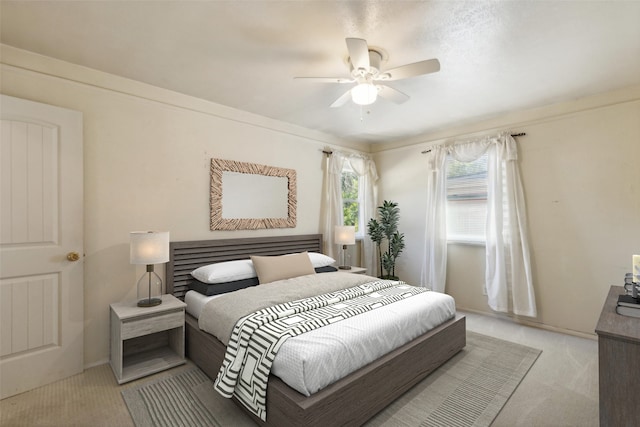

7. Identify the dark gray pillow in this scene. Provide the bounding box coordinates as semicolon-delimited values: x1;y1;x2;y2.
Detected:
188;266;339;296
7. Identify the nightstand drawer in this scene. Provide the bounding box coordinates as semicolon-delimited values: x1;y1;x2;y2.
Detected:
121;310;183;340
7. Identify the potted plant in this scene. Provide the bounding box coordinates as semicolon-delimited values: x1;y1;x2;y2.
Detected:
366;200;405;280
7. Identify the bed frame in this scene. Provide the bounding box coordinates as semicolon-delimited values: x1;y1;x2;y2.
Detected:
167;234;466;427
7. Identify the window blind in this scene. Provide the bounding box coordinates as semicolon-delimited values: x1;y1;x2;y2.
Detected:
446;154;488;243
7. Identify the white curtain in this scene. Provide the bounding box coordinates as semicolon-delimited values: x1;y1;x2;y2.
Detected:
421;145;448;292
347;156;379;276
321;151;378;276
320;153;345;260
422;132;537;317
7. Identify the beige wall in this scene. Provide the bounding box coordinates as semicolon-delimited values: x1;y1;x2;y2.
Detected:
374;87;640;337
3;43;638;369
0;46;367;367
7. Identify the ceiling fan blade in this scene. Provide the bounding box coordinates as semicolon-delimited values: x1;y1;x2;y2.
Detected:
346;38;370;73
294;77;354;84
377;85;410;104
383;58;440;81
330;89;353;108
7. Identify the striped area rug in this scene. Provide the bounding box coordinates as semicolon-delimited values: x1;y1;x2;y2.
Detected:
366;332;541;426
122;332;541;427
122;368;223;427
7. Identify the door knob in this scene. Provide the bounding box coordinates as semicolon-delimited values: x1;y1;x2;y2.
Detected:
67;252;80;262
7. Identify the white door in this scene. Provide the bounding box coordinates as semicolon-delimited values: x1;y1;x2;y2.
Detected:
0;95;83;399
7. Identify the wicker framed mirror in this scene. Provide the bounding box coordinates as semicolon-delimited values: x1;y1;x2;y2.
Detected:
210;158;297;230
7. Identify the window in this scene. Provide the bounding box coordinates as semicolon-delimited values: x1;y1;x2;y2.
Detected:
446;153;488;244
341;163;363;237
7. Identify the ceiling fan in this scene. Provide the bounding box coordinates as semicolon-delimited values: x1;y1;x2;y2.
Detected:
295;38;440;108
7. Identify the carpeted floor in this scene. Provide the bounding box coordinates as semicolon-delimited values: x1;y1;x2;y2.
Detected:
0;312;599;426
121;332;540;427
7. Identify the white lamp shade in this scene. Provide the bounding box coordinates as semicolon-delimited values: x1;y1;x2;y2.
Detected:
351;83;377;105
334;226;356;245
130;231;170;264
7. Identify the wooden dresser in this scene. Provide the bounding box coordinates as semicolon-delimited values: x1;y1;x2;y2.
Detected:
595;286;640;426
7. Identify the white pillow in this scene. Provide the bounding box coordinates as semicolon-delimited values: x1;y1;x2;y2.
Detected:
190;252;335;284
307;252;336;268
191;259;256;284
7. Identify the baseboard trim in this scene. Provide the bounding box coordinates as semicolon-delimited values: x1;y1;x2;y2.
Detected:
84;359;109;370
458;307;597;341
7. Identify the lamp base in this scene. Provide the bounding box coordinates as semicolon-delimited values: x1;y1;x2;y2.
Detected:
137;297;162;307
338;265;352;270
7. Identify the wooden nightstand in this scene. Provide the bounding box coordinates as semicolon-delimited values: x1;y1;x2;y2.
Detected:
339;266;367;274
110;294;186;384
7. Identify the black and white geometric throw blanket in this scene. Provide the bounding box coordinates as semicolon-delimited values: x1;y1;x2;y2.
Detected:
213;279;428;421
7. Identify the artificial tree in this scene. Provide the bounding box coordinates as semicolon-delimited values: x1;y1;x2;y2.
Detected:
366;200;405;280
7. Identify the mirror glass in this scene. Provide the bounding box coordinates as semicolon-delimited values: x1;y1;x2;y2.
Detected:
222;172;288;218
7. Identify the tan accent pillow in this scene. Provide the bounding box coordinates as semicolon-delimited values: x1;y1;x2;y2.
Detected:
251;252;316;284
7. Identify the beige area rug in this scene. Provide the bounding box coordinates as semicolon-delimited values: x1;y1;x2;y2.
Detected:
122;332;541;427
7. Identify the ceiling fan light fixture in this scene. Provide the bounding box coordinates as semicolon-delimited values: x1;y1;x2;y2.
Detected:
351;83;378;105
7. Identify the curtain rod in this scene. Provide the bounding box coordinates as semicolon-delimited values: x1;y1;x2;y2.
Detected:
420;133;526;154
323;133;526;156
321;149;371;160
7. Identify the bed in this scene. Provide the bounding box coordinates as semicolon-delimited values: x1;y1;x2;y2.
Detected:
166;234;466;426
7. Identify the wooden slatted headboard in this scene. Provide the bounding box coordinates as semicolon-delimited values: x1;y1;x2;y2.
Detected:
166;234;323;299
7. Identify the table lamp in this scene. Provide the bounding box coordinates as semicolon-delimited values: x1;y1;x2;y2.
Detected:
130;231;170;307
334;226;355;270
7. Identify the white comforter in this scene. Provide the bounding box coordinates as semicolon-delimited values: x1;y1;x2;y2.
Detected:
189;272;456;396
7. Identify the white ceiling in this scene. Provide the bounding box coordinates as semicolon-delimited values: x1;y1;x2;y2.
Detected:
2;1;640;145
